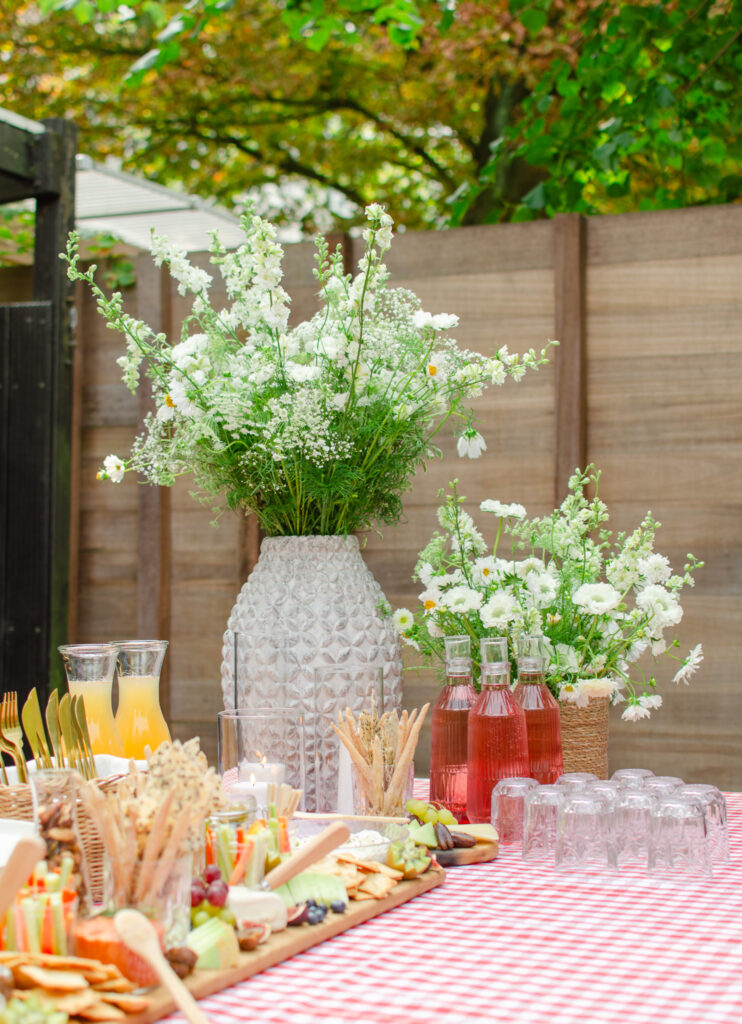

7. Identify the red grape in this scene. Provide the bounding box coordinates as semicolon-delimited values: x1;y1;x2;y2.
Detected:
190;881;207;908
206;880;228;908
204;864;222;884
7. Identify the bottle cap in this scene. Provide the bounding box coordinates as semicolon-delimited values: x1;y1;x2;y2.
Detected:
480;637;509;676
517;634;546;672
444;634;471;675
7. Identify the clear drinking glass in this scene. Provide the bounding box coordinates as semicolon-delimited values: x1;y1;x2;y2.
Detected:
313;663;385;814
611;768;655;788
555;792;617;873
614;789;657;865
556;772;599;792
647;794;710;881
644;776;684;798
681;785;729;866
58;643;123;757
217;707;305;815
522;785;565;861
587;780;621;811
491;777;539;844
351;760;414;817
103;852;192;948
30;768;92;914
114;640;170;759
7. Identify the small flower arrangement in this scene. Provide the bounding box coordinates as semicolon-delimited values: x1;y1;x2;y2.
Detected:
63;205;554;536
394;467;703;721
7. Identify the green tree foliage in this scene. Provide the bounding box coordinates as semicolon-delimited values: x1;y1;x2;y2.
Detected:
1;0;739;232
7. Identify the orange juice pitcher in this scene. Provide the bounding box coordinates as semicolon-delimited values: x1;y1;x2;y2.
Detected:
114;640;171;759
58;644;124;758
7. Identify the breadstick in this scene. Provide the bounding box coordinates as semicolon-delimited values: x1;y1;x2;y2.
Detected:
386;703;429;812
331;721;373;793
371;735;384;814
344;708;367;761
142;789;211;908
134;788;176;900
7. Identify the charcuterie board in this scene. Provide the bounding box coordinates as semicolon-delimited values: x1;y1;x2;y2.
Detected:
127;863;446;1024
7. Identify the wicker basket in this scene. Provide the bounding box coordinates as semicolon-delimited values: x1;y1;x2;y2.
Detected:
558;696;610;779
0;775;119;904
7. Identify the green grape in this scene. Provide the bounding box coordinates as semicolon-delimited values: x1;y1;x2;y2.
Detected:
436;807;458;826
219;907;236;926
422;806;439;824
192;909;211;927
405;798;427;818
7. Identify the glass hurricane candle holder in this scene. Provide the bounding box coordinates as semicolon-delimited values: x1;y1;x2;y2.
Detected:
218;708;304;815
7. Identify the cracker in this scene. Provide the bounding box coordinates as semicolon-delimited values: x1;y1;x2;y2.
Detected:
48;990;99;1014
97;991;152;1012
357;873;396;899
91;978;138;994
76;1001;127;1021
14;966;89;992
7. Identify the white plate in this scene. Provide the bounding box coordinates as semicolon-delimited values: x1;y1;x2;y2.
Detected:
0;818;36;867
4;755;147;785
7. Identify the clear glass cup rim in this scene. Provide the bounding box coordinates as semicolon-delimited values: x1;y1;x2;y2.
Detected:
58;643;118;657
493;777;539;791
110;639;169;650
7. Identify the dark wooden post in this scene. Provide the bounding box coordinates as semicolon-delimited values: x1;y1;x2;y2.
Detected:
553;213;587;503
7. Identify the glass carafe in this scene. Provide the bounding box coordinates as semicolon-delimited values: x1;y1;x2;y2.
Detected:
58;644;124;757
429;636;478;821
114;640;171;758
513;635;564;784
467;638;530;823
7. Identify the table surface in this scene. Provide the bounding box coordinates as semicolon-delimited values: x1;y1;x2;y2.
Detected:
162;786;742;1024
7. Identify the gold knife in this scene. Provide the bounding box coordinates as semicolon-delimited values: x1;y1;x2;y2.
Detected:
45;690;62;768
57;694;81;775
72;695;97;779
21;688;52;770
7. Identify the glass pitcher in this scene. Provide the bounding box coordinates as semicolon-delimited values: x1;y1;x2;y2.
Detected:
114;640;171;759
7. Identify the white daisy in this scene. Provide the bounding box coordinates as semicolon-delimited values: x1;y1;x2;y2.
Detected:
418;589;442;613
526;571;558;606
100;454;125;483
392;608;414;633
621;702;651;722
672;644;704;685
577;677;618;699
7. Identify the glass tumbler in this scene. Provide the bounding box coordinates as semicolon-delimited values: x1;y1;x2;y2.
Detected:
58;643;123;757
522;785;565;861
647;795;710;881
644;776;684;797
30;768;92;914
681;784;729;866
555;792;617;873
556;772;598;792
612;768;655;788
491;777;539;844
614;789;657;865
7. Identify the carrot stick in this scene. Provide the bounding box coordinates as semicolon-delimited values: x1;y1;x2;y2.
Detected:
228;837;255;886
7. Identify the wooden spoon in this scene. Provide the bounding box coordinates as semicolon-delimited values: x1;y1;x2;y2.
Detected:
114;910;211;1024
0;836;46;919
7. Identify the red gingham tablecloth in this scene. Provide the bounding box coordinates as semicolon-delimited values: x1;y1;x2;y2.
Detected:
163;786;742;1024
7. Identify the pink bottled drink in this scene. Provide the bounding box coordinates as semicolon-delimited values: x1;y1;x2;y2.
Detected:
429;636;477;821
513;636;564;784
467;638;530;823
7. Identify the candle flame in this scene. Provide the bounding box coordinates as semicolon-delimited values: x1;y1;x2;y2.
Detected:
249;772;256;785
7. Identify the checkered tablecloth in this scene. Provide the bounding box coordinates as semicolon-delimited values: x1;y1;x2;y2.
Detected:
163;786;742;1024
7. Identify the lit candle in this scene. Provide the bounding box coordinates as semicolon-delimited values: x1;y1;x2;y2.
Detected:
237;757;286;811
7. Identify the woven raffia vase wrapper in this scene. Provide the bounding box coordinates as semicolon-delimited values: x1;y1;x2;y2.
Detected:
0;776;119;904
558;696;610;779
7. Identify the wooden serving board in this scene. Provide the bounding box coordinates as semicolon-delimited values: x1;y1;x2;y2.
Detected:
127;864;445;1024
435;840;499;867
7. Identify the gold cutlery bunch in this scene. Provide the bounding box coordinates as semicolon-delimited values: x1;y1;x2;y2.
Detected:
0;687;97;784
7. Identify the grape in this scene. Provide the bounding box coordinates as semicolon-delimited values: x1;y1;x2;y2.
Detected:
190;881;207;908
219;908;236;926
436;808;458;826
192;909;211;928
422;807;439;824
204;864;222;884
206;880;228;908
405;798;427;818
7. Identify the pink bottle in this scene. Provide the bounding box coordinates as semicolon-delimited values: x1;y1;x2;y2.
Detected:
513;635;564;785
467;638;530;823
429;636;477;821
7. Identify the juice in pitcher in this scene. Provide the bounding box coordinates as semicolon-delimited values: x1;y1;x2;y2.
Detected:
114;641;170;759
58;644;124;757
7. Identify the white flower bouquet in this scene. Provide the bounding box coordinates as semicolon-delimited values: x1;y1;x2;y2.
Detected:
394;467;703;721
63;205;553;536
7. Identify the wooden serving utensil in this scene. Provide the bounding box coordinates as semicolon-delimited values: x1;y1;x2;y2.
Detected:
114;910;212;1024
262;820;351;890
0;836;46;920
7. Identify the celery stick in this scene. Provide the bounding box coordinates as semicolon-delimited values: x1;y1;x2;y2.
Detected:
51;893;66;956
216;825;233;881
5;908;15;951
58;853;74;891
22;897;40;954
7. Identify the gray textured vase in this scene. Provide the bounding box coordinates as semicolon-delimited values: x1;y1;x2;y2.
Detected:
220;535;403;810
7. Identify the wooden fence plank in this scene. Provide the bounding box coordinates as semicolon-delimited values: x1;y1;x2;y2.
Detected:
553;212;586;502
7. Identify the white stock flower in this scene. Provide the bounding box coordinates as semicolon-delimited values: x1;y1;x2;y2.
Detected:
392;608;414;633
526;571;558;606
456;430;487;459
637;553;672;584
621;702;651;722
578;678;618;699
636;584;682;633
554;644;580;673
673;644;704;685
479;499;527;519
514;556;545;578
440;586;483;614
101;454;125;483
480;592;519;629
639;694;663;710
417;562;436;588
572;582;621;615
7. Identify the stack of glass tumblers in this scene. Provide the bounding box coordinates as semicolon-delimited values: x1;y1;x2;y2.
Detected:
491;769;728;881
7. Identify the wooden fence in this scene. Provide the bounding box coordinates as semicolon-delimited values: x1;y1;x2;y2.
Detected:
2;203;741;785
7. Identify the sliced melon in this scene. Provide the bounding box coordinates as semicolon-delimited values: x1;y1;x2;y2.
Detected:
274;871;348;908
407;821;438;848
186;917;239;969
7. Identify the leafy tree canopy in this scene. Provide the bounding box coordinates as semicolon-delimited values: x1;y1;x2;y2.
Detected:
1;0;740;233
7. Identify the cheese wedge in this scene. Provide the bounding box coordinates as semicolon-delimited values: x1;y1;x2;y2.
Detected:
452;824;498;844
227;887;288;932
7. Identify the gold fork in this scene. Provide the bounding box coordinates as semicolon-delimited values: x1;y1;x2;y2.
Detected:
0;693;27;783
